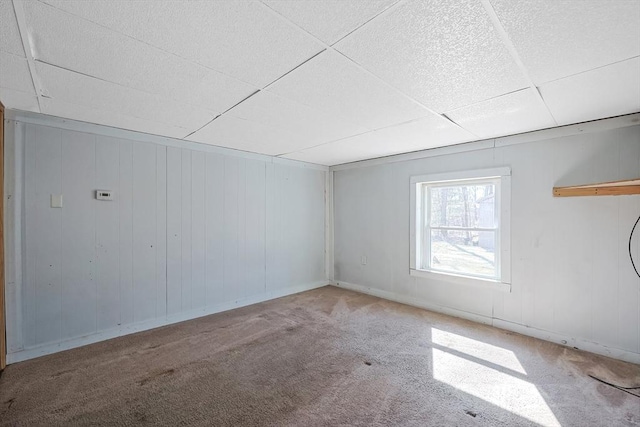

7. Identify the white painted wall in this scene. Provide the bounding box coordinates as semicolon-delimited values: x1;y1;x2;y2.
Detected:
333;124;640;363
4;115;327;363
5;111;638;365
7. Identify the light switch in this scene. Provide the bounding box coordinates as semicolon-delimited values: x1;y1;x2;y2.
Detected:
51;194;63;208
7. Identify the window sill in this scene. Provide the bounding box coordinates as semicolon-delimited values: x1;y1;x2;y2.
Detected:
409;269;511;292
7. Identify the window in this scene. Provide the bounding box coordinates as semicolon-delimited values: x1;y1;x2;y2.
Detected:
410;168;511;290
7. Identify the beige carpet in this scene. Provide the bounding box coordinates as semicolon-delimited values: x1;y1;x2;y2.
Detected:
1;286;639;426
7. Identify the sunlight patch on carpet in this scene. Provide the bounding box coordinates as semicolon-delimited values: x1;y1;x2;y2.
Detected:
431;327;560;426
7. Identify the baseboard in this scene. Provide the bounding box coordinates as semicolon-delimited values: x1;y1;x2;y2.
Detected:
491;319;640;365
7;280;330;364
332;281;493;326
332;281;640;365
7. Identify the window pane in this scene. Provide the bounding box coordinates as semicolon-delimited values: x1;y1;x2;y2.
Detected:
429;230;496;278
429;183;496;228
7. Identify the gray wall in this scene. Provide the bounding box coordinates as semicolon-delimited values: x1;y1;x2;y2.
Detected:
5;117;327;362
334;124;640;363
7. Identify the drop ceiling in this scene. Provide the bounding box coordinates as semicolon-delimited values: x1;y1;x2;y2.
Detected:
1;0;638;166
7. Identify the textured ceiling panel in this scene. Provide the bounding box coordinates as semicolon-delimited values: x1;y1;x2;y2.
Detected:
40;97;191;139
228;90;368;151
490;0;640;84
0;1;25;56
36;62;215;132
335;0;527;113
0;87;39;112
267;50;430;131
283;114;475;166
186;114;310;156
40;0;324;87
539;57;640;126
23;1;257;114
0;52;35;94
0;0;636;164
446;89;556;139
263;0;397;44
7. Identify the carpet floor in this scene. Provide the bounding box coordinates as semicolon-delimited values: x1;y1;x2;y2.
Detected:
0;286;639;426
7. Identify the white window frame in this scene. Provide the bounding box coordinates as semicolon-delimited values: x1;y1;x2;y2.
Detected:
409;167;511;292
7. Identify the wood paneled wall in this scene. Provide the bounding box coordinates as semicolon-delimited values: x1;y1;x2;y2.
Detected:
6;121;326;360
334;124;640;363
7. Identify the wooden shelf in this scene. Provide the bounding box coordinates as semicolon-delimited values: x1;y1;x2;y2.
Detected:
553;178;640;197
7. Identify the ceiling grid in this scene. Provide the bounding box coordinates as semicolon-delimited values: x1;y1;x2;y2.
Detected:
478;0;558;126
0;0;637;165
9;0;42;112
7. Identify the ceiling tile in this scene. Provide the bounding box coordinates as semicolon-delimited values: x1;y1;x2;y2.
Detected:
446;89;556;139
36;61;215;132
267;50;430;131
40;97;190;139
23;1;257;114
0;52;35;94
39;0;324;87
0;0;25;56
283;113;475;166
187;89;378;156
539;57;640;126
228;90;368;149
335;0;527;113
0;87;39;112
263;0;397;44
186;114;308;156
490;0;640;84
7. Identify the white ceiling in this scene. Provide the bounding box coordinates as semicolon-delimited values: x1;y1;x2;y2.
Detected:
1;0;638;166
